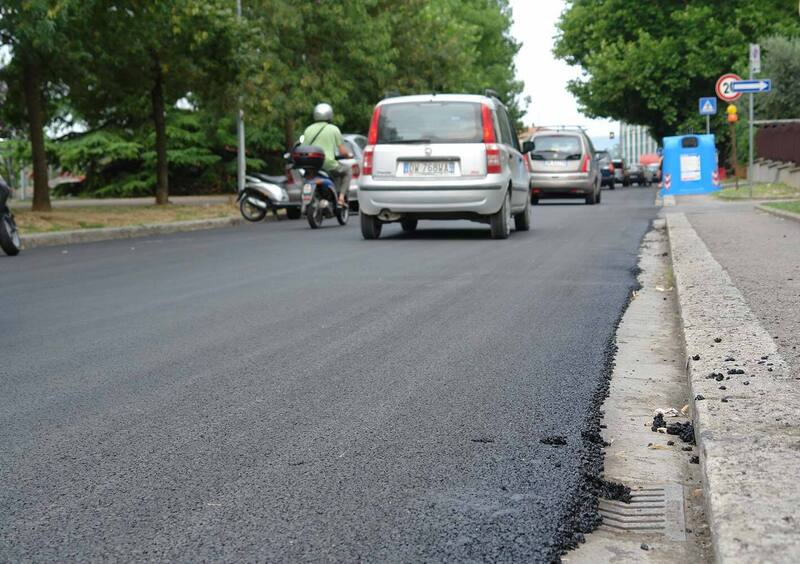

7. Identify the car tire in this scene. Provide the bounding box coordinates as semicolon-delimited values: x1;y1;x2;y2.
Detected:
400;219;418;232
285;207;301;220
597;188;602;203
531;195;539;205
514;201;531;231
360;212;382;240
585;189;597;205
489;190;511;240
609;181;616;190
349;201;359;213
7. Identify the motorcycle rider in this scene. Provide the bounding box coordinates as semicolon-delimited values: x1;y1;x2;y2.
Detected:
301;103;352;208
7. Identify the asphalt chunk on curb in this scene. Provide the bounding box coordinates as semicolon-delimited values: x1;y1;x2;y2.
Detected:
666;212;800;563
20;217;242;249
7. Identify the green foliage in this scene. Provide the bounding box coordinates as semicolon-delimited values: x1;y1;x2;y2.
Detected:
756;36;800;119
554;0;800;141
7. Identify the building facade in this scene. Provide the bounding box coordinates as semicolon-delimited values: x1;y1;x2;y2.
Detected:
620;123;659;164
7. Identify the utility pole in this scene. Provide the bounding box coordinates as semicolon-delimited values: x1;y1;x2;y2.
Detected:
236;0;246;194
747;43;759;199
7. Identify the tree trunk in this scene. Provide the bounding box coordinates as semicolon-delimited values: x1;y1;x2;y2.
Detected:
151;61;169;205
22;56;51;212
284;118;295;150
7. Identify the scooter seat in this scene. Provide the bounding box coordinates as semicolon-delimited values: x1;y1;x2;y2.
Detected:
251;173;287;185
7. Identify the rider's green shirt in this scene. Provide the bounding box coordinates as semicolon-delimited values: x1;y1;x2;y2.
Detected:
302;122;343;172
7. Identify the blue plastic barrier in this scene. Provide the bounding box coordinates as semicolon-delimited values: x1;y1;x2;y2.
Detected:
659;134;720;196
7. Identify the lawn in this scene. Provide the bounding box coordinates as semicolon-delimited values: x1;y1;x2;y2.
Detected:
14;203;239;235
763;200;800;215
715;182;800;200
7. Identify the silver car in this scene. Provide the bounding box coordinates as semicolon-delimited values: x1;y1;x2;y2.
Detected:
342;134;367;211
527;128;601;205
358;93;532;239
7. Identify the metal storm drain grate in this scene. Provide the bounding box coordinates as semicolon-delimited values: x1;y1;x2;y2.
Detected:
598;484;686;541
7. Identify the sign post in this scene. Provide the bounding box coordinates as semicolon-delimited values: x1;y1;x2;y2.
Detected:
749;44;760;198
699;97;717;134
727;104;739;190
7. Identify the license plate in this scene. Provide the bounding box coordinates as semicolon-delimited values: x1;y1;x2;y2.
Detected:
302;183;313;194
400;161;457;177
544;160;569;168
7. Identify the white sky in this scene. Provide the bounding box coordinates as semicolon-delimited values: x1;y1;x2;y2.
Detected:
509;0;619;145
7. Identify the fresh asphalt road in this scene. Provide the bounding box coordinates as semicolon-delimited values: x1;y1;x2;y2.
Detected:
1;187;656;562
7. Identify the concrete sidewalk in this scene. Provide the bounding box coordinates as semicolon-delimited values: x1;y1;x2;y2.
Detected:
665;195;800;563
10;194;234;209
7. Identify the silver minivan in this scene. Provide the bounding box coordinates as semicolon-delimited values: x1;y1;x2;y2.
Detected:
358;93;532;239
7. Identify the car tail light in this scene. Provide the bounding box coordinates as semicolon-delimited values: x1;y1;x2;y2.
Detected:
524;155;532;172
362;148;374;176
367;105;381;145
481;103;496;143
581;154;591;173
351;163;360;179
485;144;502;174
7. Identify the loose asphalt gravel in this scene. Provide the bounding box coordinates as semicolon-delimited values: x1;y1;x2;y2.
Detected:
1;188;656;562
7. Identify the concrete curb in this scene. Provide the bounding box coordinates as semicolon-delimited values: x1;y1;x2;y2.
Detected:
666;213;800;563
21;217;241;249
756;203;800;224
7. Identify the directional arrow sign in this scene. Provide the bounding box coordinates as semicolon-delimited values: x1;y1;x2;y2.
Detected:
731;79;772;93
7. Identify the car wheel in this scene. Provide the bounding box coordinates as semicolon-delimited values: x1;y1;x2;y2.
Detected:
285;207;301;220
597;188;602;203
489;190;511;240
531;195;539;205
349;201;359;213
400;219;417;232
360;212;382;240
514;200;531;231
585;189;597;205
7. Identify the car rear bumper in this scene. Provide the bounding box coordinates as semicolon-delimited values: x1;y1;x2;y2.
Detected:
529;173;594;196
358;177;506;215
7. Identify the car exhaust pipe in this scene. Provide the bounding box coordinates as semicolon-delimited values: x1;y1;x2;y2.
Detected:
378;210;402;222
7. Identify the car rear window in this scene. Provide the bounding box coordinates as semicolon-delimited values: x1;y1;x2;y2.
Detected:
377;102;482;144
532;135;581;156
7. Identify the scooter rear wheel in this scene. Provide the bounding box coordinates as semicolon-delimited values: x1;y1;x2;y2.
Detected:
336;203;349;225
306;198;323;229
240;197;267;222
0;213;21;256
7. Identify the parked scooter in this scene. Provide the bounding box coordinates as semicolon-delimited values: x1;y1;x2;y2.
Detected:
237;173;302;222
289;145;349;229
0;176;21;256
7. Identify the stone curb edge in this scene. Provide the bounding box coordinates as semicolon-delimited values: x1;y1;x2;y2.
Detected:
756;203;800;224
666;212;800;564
20;217;242;249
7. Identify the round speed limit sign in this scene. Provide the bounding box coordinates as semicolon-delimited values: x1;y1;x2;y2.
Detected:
716;73;742;102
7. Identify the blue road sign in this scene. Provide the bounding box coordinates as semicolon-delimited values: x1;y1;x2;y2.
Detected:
699;97;718;115
731;79;772;93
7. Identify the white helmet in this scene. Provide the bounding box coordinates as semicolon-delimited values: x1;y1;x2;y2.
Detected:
313;103;334;122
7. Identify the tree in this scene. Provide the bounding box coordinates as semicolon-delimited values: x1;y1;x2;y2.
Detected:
554;0;800;142
67;0;241;204
756;36;800;119
0;1;77;211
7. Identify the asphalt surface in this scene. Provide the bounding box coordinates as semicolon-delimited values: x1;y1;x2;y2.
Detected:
1;187;656;562
675;196;800;374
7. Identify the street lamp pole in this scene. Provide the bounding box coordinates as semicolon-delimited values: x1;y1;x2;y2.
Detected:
236;0;246;194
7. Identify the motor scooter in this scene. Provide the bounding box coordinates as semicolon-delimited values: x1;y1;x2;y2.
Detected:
237;173;302;221
290;145;349;229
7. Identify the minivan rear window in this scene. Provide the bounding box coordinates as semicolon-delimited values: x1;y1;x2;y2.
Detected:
377;102;482;144
532;135;581;155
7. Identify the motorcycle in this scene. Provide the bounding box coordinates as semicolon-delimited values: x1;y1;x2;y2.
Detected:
289;145;349;229
237;173;302;222
0;177;21;256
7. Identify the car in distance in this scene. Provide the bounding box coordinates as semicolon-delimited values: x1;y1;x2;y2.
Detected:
611;158;629;186
357;92;532;240
342;134;366;211
527;127;601;205
596;150;615;189
627;164;649;186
